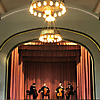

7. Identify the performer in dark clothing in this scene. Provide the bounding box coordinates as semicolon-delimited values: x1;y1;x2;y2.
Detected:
55;83;64;99
30;83;38;99
38;83;50;99
65;83;74;99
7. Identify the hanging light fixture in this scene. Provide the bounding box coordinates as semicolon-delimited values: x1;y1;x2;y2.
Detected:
39;29;62;43
29;0;66;43
29;0;67;22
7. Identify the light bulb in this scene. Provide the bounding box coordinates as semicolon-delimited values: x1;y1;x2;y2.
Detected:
37;2;41;7
30;6;33;11
61;10;65;15
40;38;44;42
42;40;44;42
46;15;55;22
63;8;66;13
29;9;33;14
54;13;57;17
38;13;42;17
43;14;46;18
29;6;33;14
63;6;66;10
48;35;50;37
57;39;59;42
55;35;57;38
50;1;53;6
58;36;62;41
51;35;53;38
60;4;63;8
55;2;59;7
41;36;43;38
45;10;51;15
31;10;34;14
44;35;47;38
54;40;56;42
62;6;66;12
44;40;47;42
43;1;47;6
33;3;36;8
58;12;61;16
34;11;37;16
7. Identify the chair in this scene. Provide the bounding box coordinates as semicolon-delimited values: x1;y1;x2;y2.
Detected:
26;90;31;99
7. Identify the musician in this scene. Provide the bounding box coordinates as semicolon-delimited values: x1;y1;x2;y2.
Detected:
55;82;64;99
38;83;50;99
65;83;74;99
30;83;38;99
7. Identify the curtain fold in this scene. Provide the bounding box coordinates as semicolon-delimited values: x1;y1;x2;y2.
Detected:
24;61;76;99
77;47;91;99
10;47;24;99
9;44;92;99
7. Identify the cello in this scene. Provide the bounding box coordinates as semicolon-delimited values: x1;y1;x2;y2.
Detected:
57;88;63;97
44;88;49;96
65;88;71;97
65;84;78;97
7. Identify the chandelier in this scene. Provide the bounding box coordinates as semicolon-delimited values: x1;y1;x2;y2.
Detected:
39;29;62;43
29;0;67;22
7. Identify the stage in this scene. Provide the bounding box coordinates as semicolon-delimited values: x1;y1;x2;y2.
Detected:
7;41;92;99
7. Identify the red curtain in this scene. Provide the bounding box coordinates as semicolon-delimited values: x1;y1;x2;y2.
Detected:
10;47;24;99
19;44;79;99
24;61;76;99
77;47;91;99
9;43;92;99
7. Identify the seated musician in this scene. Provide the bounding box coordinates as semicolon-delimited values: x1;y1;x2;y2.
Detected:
55;82;64;99
30;83;38;99
65;83;74;99
38;83;50;99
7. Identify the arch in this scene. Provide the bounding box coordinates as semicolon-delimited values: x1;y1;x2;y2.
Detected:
0;5;100;99
4;28;96;99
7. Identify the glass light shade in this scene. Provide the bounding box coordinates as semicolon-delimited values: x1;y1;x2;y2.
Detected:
60;4;63;8
55;2;59;7
43;14;46;18
39;30;62;43
50;1;53;6
34;11;37;16
61;10;65;15
38;13;42;17
43;1;47;6
30;6;33;11
33;3;36;8
45;10;51;15
29;8;34;14
45;15;55;22
58;12;61;16
54;13;57;17
37;2;41;7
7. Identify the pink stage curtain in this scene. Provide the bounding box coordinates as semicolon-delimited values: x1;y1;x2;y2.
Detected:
9;43;92;99
18;44;79;99
10;47;24;99
24;61;76;99
77;46;91;99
